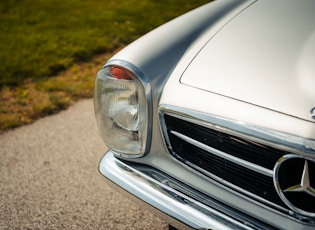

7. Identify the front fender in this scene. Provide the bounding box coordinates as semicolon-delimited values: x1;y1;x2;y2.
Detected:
103;0;255;161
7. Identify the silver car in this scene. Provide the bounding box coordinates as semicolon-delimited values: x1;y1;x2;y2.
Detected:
94;0;315;229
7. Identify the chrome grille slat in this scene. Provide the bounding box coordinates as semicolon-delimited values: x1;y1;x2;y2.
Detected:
171;130;274;177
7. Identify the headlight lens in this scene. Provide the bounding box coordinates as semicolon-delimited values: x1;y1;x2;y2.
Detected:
94;62;150;157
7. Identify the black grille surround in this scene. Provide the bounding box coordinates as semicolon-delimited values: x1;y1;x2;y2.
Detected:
161;112;315;224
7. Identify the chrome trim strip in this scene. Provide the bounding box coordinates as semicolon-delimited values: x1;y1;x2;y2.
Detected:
100;151;258;230
171;130;274;177
160;105;315;157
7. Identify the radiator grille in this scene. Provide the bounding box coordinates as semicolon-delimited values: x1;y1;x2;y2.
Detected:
163;114;289;209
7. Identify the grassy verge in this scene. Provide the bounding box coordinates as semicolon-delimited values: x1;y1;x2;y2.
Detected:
0;0;209;133
0;51;114;132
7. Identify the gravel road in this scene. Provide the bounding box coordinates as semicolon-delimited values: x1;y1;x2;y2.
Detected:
0;99;168;229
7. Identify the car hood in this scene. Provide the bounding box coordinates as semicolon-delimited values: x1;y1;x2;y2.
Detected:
181;0;315;123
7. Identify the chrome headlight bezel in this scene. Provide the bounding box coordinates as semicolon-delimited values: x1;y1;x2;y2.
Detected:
94;60;152;158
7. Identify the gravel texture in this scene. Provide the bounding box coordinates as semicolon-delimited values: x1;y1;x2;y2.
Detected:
0;99;168;229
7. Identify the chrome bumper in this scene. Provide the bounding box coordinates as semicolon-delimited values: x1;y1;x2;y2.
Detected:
99;151;268;230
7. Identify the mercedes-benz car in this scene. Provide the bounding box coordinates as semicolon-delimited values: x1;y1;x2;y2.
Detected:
94;0;315;229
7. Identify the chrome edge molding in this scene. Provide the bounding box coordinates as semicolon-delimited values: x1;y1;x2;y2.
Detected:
159;105;315;157
99;151;259;230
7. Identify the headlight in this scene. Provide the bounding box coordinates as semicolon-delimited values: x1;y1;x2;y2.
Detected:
94;60;151;158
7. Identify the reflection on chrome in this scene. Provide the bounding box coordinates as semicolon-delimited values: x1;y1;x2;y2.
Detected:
100;152;275;230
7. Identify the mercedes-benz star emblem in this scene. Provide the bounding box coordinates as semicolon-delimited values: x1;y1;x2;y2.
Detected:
310;107;315;120
273;154;315;217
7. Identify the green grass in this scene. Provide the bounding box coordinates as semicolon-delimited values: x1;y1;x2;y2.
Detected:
0;0;210;132
0;0;209;87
